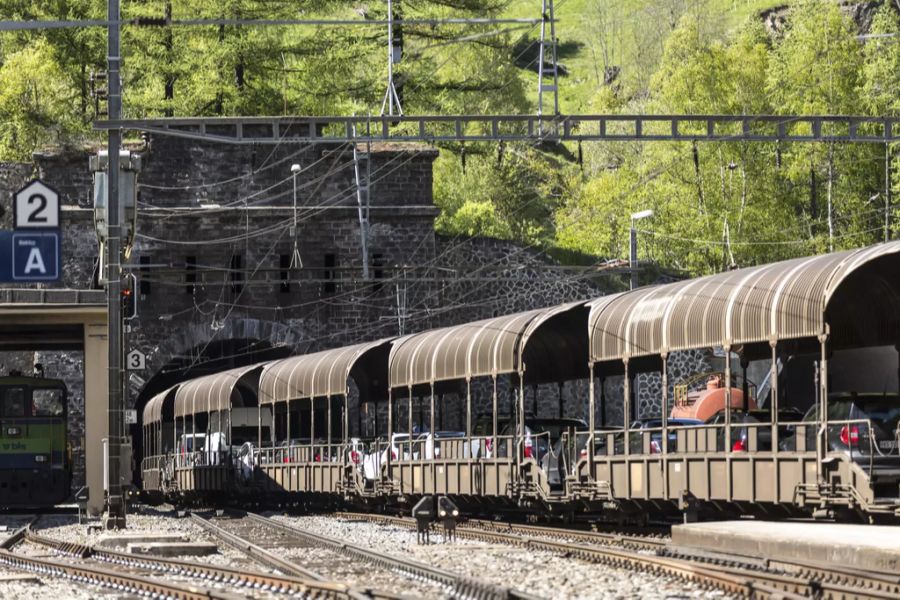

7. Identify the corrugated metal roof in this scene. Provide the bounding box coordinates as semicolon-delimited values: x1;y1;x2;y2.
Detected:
588;241;900;362
143;385;178;424
173;363;264;417
388;302;584;388
258;340;391;405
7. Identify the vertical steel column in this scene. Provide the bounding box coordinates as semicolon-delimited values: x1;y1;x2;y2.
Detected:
430;384;436;492
407;387;413;462
770;342;779;451
104;0;126;530
327;395;333;461
818;331;830;481
629;226;638;290
587;363;594;473
286;400;291;459
380;0;403;116
465;379;472;453
770;341;780;502
386;388;393;472
886;143;893;243
724;348;732;453
536;0;559;118
517;371;525;469
352;132;370;278
623;360;631;456
310;398;315;461
661;354;669;447
660;354;669;498
491;377;498;457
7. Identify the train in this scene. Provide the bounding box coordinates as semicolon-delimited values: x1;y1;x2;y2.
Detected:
0;373;71;508
140;241;900;523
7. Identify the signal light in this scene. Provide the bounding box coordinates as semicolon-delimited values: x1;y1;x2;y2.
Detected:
732;438;747;452
122;273;138;320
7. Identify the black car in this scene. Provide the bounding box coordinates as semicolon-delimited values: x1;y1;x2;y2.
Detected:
783;393;900;468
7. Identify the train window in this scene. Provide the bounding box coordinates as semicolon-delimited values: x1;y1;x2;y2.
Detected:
32;389;64;417
2;388;25;417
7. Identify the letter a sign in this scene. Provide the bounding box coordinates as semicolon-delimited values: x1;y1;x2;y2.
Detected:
10;233;60;281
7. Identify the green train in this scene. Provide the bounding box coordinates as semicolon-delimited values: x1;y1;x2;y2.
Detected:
0;374;70;507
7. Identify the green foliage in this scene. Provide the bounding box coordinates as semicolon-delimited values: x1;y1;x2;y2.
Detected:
555;3;897;274
0;39;83;159
0;0;898;278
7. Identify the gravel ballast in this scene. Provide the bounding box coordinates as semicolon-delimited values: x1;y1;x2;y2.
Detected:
0;510;735;599
272;515;734;600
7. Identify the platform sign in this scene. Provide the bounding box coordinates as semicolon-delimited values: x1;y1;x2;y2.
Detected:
0;231;60;282
127;349;146;371
14;179;60;229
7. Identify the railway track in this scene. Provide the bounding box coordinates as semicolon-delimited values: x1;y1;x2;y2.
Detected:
7;522;389;600
334;511;898;600
23;528;378;598
195;511;539;600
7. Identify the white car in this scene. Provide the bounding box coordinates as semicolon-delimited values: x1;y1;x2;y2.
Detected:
362;433;409;481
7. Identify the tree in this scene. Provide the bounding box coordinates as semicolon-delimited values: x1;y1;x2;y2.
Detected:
0;40;82;160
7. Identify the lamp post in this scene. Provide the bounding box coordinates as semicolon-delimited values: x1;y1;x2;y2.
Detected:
290;164;302;269
630;209;653;290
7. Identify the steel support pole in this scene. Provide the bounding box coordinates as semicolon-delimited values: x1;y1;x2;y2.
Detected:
587;363;594;474
623;360;631;456
770;342;779;452
887;143;893;243
629;225;637;290
104;0;126;530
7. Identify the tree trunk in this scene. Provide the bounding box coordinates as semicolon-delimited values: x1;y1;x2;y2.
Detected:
164;1;174;117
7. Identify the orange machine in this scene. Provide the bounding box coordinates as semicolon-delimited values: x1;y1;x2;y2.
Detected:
671;374;756;422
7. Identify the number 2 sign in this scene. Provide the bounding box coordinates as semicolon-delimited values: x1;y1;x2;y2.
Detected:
14;180;60;229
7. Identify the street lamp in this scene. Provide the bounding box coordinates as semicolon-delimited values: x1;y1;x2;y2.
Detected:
630;209;653;290
290;164;302;269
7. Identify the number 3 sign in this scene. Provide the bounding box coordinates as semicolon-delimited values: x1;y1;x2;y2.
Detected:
14;180;60;229
127;350;147;371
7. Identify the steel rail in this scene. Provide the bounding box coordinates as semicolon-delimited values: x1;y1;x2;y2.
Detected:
244;512;540;600
662;545;900;600
331;512;846;599
336;511;669;551
188;513;325;582
23;528;374;599
340;512;900;600
462;517;669;551
0;548;233;600
0;518;36;550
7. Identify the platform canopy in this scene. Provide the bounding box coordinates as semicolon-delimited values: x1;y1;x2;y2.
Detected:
143;385;180;425
389;301;587;388
589;241;900;363
258;340;392;405
173;363;265;418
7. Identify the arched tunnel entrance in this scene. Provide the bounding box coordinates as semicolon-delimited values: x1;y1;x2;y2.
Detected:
131;337;292;484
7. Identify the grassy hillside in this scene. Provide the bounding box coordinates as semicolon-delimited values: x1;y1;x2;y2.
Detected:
503;0;785;111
